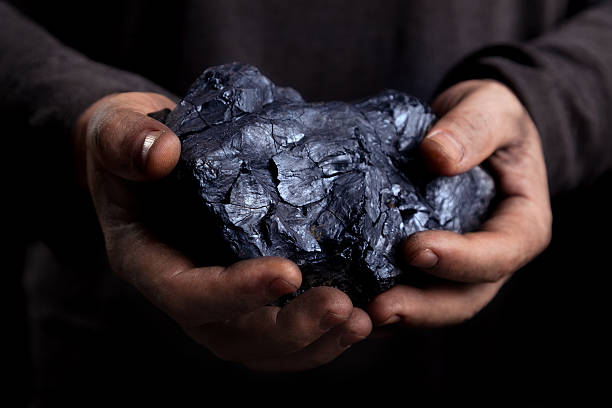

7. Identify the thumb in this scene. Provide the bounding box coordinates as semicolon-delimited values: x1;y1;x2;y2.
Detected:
420;80;519;176
85;92;180;181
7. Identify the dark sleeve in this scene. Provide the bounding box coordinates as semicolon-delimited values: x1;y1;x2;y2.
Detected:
0;1;172;139
440;1;612;195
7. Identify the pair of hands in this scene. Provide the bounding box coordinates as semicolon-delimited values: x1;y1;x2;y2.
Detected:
74;80;552;371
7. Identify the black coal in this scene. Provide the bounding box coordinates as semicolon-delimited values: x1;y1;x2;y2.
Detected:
158;63;495;305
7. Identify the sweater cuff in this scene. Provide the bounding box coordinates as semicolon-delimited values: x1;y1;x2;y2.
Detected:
26;52;177;138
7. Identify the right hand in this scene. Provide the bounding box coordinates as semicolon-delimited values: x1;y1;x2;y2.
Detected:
74;91;372;371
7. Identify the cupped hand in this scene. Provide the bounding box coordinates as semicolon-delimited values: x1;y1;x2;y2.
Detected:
368;80;552;327
75;92;371;371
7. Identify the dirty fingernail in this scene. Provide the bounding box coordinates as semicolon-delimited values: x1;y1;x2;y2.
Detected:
320;312;348;331
268;278;298;298
425;131;464;164
409;248;439;269
339;332;366;348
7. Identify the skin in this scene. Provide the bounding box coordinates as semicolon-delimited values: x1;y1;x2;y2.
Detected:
74;79;552;371
75;92;372;372
368;80;552;327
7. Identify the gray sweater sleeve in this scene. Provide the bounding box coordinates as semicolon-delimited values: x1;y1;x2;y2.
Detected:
0;1;172;138
440;1;612;195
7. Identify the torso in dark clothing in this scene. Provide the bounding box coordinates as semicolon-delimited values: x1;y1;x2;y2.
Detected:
12;0;574;101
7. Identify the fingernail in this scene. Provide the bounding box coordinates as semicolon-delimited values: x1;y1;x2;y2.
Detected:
140;130;163;169
409;248;439;269
425;131;464;164
339;332;366;348
380;315;400;326
320;312;348;331
268;278;298;298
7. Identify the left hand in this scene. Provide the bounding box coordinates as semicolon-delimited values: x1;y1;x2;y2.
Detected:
368;80;552;327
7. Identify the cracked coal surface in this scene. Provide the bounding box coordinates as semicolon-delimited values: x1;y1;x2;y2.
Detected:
159;63;495;306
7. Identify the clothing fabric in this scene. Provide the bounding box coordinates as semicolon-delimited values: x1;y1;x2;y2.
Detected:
3;0;612;194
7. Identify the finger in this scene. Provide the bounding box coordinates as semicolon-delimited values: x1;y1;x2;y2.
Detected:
188;286;354;361
109;222;302;326
94;186;303;327
87;93;180;181
88;160;302;328
368;281;504;327
421;80;527;175
243;308;372;372
402;195;552;283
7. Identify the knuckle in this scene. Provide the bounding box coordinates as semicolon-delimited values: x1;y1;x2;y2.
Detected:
263;257;303;288
277;258;302;283
89;110;140;170
308;286;353;314
479;79;507;96
375;302;400;325
232;257;302;294
91;108;121;144
404;230;435;250
447;109;491;143
345;309;372;335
